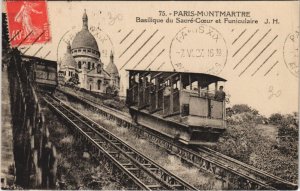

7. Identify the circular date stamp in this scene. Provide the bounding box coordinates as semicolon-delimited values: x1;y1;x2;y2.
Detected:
283;29;299;78
169;25;228;75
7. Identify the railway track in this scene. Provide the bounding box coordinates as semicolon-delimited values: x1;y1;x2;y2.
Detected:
56;88;298;190
43;94;197;190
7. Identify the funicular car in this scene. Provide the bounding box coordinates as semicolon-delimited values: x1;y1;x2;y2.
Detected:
21;55;58;92
126;69;227;146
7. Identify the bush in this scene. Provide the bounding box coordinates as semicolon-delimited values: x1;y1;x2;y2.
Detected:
249;145;298;182
231;104;258;115
103;99;122;110
215;122;263;163
226;104;263;125
227;112;266;125
269;113;284;125
276;113;298;159
217;108;298;183
215;120;298;183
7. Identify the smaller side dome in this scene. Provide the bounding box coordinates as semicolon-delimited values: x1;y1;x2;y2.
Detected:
105;51;119;75
61;42;77;68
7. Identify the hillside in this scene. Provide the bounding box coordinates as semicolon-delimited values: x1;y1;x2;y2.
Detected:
214;105;298;183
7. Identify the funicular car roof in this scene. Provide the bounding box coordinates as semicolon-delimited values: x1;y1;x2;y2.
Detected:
127;69;227;83
21;54;57;67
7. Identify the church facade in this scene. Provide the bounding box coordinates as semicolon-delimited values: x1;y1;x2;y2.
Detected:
59;10;120;94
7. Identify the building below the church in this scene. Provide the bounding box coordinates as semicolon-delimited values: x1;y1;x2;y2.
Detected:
59;10;120;95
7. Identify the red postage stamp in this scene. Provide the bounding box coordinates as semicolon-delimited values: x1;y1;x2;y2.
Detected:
6;0;51;47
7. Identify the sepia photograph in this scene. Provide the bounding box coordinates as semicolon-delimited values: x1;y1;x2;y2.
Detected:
1;0;299;190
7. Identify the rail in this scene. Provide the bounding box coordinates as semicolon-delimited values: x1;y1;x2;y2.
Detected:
44;94;197;190
56;87;297;190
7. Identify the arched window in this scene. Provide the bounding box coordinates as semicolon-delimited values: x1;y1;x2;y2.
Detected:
78;61;81;69
97;64;101;74
92;63;95;69
97;80;102;90
88;62;91;70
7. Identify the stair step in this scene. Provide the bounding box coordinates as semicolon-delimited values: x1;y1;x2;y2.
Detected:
108;152;119;155
122;163;132;167
126;167;139;171
146;184;163;189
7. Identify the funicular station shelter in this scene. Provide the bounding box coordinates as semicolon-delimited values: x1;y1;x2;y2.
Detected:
126;70;227;145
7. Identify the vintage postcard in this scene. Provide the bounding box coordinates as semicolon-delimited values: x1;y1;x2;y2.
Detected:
1;0;299;190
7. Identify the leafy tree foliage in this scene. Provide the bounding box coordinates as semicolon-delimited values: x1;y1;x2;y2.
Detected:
106;85;119;96
276;113;298;160
215;122;261;163
69;74;80;85
231;104;258;115
66;74;80;87
269;113;284;125
216;104;298;183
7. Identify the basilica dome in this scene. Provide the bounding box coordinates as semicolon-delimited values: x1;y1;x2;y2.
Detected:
72;30;99;52
71;10;100;58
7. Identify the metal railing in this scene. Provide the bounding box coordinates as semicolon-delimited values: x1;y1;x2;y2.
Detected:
8;49;57;189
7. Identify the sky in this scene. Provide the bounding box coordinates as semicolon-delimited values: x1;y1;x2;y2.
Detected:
3;1;299;116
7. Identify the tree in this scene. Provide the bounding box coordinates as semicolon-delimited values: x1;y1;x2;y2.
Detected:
232;104;253;114
67;74;80;87
106;85;119;96
269;113;284;125
216;112;298;183
215;122;263;163
226;107;234;117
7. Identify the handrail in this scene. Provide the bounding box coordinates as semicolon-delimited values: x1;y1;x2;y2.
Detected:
8;49;57;189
